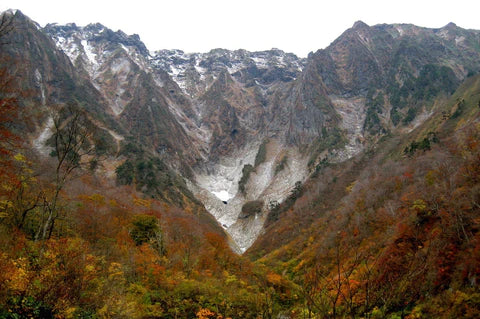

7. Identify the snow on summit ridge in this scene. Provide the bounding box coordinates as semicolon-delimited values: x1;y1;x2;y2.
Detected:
150;48;306;96
45;21;306;98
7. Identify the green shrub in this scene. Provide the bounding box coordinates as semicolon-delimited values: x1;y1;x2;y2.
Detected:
390;107;401;125
254;139;268;168
238;164;254;195
130;214;159;246
239;200;264;219
116;160;135;185
274;155;288;175
402;107;417;124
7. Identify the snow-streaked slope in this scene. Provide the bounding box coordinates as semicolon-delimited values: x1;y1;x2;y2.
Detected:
43;21;373;253
190;140;309;252
151;48;306;97
46;23;152;116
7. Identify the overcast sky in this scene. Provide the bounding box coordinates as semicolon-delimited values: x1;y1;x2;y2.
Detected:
1;0;479;57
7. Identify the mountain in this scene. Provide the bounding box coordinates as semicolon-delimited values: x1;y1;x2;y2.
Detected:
1;10;480;317
247;70;480;318
41;21;203;169
40;16;340;251
1;10;236;249
5;10;480;251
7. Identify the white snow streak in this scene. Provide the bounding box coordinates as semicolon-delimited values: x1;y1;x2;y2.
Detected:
34;116;53;155
81;40;97;65
212;190;232;202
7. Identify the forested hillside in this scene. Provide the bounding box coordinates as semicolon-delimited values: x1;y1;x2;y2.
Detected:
1;9;480;318
0;68;291;318
0;13;291;318
248;74;480;318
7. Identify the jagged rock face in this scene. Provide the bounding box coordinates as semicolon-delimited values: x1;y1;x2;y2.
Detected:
7;10;480;251
1;11;115;136
308;20;480;148
151;48;306;97
151;48;316;159
32;15;327;251
43;22;326;165
43;21;202;166
273;57;340;145
313;21;480;97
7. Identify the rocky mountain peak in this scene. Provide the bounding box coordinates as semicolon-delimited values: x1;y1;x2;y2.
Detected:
84;22;106;32
4;9;40;29
149;47;305;97
352;20;369;29
7;9;26;20
1;8;18;16
444;22;458;29
44;22;149;58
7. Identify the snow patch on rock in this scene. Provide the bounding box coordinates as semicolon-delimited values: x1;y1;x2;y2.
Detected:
195;146;258;209
395;26;405;36
34;116;53;155
34;69;46;106
212;190;233;202
190;140;310;252
455;36;466;46
229;143;309;252
81;40;97;65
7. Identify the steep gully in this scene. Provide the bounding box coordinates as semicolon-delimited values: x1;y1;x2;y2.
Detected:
41;23;370;252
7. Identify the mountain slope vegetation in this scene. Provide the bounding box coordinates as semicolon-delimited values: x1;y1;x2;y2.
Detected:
248;73;480;318
0;9;479;318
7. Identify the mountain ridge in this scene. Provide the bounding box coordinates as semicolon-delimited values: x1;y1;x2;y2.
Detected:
4;9;480;252
2;9;480;317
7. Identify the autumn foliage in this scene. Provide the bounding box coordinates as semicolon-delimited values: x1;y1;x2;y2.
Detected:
2;11;480;317
248;117;480;317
